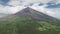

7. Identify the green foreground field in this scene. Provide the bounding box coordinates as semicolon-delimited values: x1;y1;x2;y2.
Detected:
0;17;60;34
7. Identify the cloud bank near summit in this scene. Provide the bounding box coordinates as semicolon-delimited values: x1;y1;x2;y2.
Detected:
0;0;54;14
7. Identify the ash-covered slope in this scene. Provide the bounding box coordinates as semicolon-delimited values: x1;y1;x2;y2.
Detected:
15;7;59;23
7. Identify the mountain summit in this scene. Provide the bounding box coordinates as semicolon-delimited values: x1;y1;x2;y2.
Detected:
15;7;58;23
15;7;48;19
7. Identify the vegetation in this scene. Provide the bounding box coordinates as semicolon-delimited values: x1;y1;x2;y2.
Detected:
0;16;60;34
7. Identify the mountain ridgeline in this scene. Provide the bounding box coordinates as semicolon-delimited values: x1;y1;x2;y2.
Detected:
14;7;60;24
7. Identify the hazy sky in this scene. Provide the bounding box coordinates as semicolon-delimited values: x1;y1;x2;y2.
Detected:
0;0;59;13
0;0;60;18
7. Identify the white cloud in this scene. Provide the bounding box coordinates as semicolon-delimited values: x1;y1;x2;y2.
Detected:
8;0;21;6
56;0;60;3
46;8;60;18
0;5;8;13
0;0;59;14
8;0;51;6
6;6;26;14
30;4;48;13
0;4;25;14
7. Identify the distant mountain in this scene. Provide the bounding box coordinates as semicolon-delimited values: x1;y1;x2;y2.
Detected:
14;7;60;24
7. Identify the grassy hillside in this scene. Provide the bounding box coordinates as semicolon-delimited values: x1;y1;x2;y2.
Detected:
0;16;60;34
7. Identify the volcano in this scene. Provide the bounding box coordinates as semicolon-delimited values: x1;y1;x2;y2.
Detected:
15;7;59;23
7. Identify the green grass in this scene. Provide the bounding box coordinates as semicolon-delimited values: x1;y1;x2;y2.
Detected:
0;16;60;34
